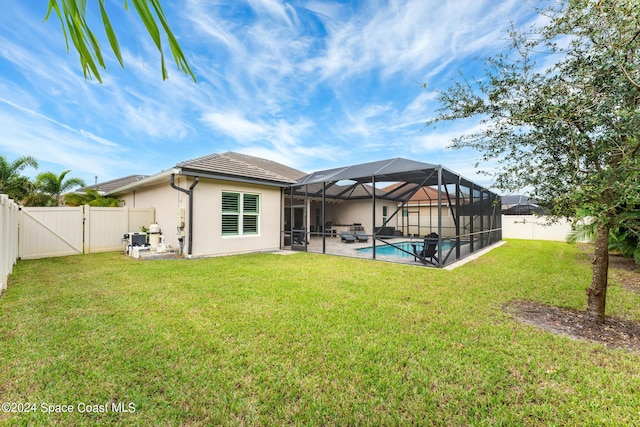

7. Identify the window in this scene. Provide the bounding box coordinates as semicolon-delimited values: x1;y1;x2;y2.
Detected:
222;192;259;236
382;205;388;224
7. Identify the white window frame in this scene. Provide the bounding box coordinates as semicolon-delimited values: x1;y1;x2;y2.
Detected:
221;191;260;236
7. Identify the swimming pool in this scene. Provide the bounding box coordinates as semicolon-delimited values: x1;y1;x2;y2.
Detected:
356;240;454;258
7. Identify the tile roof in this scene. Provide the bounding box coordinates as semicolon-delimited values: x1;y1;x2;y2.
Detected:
382;182;441;202
177;152;307;184
79;175;149;194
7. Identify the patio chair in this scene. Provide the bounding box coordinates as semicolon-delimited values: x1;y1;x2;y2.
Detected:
293;227;308;245
354;230;369;242
340;231;356;243
412;232;439;266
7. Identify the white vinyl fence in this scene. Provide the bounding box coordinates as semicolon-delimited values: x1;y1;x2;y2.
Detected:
501;215;579;241
19;206;155;260
1;195;20;296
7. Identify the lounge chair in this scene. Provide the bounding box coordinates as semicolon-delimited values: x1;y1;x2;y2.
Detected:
340;231;356;243
412;232;439;266
354;230;369;242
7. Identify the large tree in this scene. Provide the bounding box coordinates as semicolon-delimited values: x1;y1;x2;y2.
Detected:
0;155;38;202
429;0;640;323
45;0;195;82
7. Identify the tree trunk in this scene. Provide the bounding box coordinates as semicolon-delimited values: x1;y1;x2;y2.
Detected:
585;223;609;324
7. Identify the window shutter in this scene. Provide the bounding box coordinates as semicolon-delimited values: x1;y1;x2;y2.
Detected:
221;192;259;236
222;192;240;235
243;194;259;234
242;215;258;234
222;192;240;212
222;215;239;235
243;194;259;213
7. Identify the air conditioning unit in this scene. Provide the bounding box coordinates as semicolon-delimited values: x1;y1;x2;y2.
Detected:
123;232;147;247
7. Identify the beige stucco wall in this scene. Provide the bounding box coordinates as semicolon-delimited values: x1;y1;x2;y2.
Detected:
190;179;282;257
120;180;184;250
311;199;396;235
119;176;283;257
395;204;503;239
397;204;457;238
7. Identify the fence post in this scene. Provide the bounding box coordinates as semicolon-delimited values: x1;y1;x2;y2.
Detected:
83;205;89;254
123;206;129;232
1;195;19;295
1;195;6;293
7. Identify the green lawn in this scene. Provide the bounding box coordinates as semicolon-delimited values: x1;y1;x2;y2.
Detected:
1;240;639;426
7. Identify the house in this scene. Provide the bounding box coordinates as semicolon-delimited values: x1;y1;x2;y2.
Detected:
100;153;501;266
106;152;306;257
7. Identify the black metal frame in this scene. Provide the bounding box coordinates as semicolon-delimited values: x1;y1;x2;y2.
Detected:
283;158;502;268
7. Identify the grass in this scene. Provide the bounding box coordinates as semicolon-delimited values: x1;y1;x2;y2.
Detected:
0;240;639;426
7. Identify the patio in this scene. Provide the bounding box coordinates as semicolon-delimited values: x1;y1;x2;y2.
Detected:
284;157;502;268
292;234;479;267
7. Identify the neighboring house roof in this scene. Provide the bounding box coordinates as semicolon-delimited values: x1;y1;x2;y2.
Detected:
501;194;535;206
78;175;149;195
501;194;546;215
382;183;481;206
177;152;307;185
382;182;441;204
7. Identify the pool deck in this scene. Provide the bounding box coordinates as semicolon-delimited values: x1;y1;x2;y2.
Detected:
286;235;505;269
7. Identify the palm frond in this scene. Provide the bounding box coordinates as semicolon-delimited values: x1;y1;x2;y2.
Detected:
566;220;597;243
45;0;196;82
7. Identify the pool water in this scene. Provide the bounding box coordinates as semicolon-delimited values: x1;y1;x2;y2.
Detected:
356;240;454;258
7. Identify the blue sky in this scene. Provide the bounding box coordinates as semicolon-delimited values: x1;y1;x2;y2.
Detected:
0;0;540;190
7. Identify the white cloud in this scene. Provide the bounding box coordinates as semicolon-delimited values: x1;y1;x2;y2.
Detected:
309;0;532;82
413;120;490;153
0;106;134;182
184;1;246;57
246;0;297;27
201;111;313;148
341;104;393;138
201;112;266;142
404;90;438;116
0;97;119;147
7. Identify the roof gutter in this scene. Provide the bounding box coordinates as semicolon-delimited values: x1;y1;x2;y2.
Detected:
170;173;199;257
178;169;295;188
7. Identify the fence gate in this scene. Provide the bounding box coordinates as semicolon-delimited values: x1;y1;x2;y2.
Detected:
18;206;155;260
19;207;84;260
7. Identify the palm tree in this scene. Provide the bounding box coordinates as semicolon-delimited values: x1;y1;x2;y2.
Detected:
65;189;121;207
33;170;86;206
0;155;38;201
568;220;640;265
21;192;56;207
